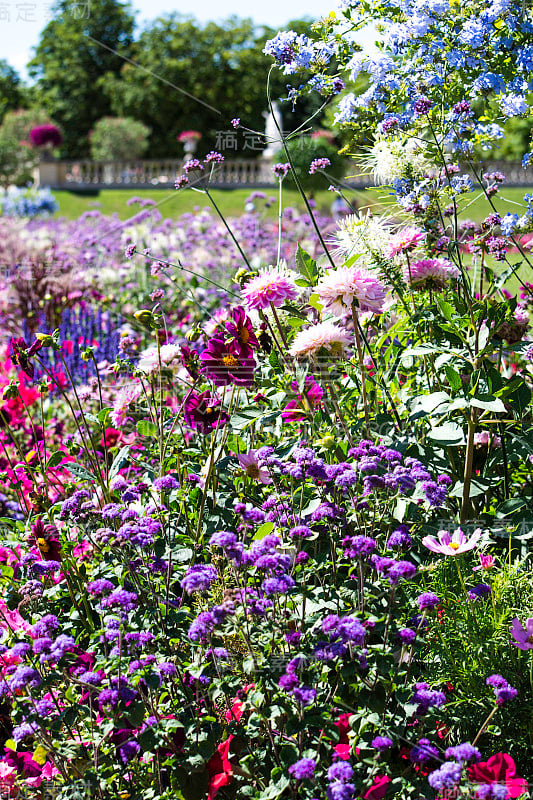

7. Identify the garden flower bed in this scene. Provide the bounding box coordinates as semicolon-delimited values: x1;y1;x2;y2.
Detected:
0;0;532;797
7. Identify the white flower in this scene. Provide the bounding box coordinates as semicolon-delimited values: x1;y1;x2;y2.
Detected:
111;382;143;427
137;343;182;374
365;137;431;184
333;211;393;261
289;321;351;358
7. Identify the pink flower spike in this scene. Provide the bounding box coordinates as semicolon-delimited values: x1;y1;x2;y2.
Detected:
421;527;481;556
510;617;533;650
237;450;273;485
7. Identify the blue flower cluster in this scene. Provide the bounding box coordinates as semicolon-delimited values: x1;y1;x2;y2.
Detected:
0;187;58;218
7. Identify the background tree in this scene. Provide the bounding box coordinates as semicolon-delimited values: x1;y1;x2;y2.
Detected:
89;117;150;160
28;0;135;157
0;61;25;124
102;15;326;158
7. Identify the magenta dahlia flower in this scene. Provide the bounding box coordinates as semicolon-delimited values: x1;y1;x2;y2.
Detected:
184;391;229;434
200;338;255;386
316;265;389;315
225;307;259;357
241;266;298;310
282;377;323;422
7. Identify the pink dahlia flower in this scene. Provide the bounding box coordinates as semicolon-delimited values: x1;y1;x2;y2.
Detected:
282;377;323;422
510;617;533;650
385;226;426;258
241;267;298;310
289;321;351;359
316;266;389;315
405;258;459;289
422;527;481;556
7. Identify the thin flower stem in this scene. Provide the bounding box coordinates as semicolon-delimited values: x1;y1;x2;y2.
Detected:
351;303;371;437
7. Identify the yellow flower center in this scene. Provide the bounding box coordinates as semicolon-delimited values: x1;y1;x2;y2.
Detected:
222;354;239;368
37;537;49;552
246;465;260;479
449;542;460;550
239;326;250;344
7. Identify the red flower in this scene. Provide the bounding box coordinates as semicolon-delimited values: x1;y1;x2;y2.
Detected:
184;391;229;435
468;753;528;799
207;737;234;799
200;338;255;387
363;775;392;799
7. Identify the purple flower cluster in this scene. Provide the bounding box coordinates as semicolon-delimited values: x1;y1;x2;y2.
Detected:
412;682;446;715
486;674;518;705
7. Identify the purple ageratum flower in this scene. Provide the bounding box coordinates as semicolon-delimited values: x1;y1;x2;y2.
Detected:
99;589;138;613
200;337;255;387
510;617;533;650
292;685;316;706
476;785;508;800
412;682;446;715
181;564;218;594
242;266;298;310
309;157;331;174
444;743;481;763
398;628;417;644
486;674;518;705
272;163;291;178
342;535;376;558
119;740;140;765
289;758;316;780
428;761;462;791
13;722;39;741
327;762;353;783
31;614;59;637
371;736;393;751
153;475;179;493
416;592;440;611
184;391;229;435
8;666;41;692
387;525;412;549
409;738;439;764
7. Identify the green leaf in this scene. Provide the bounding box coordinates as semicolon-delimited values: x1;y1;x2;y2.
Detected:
470;396;506;413
444;365;462;392
46;451;64;469
295;243;318;285
428;422;465;445
108;445;131;482
63;462;97;482
436;297;454;321
137;420;159;437
253;521;275;540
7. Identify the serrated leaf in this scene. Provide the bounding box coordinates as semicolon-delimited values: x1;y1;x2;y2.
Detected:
295;243;318;285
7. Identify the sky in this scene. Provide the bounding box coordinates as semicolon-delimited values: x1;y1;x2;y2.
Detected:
1;0;350;79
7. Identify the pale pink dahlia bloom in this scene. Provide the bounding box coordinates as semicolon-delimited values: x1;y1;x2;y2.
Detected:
289;321;351;359
404;258;459;289
316;265;389;315
385;226;426;258
422;527;481;556
510;617;533;650
111;382;142;427
242;266;298;310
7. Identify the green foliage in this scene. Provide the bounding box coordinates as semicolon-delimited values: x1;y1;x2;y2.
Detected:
0;133;22;187
0;60;25;124
274;135;345;193
101;15;324;158
28;0;135;157
89;116;151;161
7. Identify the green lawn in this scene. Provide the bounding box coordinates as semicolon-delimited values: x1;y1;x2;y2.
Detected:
53;184;532;223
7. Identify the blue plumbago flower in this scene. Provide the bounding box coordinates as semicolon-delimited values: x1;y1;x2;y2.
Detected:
500;93;529;116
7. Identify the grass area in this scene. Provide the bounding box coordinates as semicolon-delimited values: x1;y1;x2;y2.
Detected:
53;184;533;223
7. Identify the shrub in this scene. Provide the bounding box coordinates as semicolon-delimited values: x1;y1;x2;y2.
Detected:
89;116;151;161
274;134;345;192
